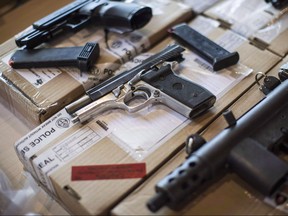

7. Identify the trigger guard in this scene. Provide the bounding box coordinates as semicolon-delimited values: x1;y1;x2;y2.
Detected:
123;86;152;106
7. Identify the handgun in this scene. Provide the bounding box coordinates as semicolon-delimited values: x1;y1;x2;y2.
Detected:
66;44;189;114
147;76;288;212
15;0;153;49
70;46;216;123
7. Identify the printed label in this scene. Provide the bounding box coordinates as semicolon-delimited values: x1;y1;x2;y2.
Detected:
32;123;110;193
14;109;75;176
71;163;146;181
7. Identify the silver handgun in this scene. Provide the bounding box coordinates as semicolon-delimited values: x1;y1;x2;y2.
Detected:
71;61;216;123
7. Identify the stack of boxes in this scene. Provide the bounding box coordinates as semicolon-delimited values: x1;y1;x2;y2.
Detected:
0;0;287;215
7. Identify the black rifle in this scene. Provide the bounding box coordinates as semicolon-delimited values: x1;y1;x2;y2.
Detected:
147;77;288;212
15;0;152;49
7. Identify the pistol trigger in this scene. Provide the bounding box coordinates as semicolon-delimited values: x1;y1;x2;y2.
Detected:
112;84;124;98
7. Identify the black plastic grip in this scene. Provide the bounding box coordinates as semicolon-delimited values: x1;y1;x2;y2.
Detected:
141;64;216;118
169;23;240;71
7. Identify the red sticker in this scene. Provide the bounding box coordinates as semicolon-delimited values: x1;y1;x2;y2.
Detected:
71;163;146;181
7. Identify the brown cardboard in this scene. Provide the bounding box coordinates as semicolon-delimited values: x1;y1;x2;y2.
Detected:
0;1;193;126
14;18;282;215
111;54;288;216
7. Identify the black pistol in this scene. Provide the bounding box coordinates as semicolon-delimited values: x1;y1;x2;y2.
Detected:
15;0;153;49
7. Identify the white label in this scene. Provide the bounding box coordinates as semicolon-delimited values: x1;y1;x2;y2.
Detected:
14;109;76;176
32;124;109;193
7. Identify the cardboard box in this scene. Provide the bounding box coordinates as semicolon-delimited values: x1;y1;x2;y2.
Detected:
111;55;288;216
0;0;193;126
14;16;281;215
204;0;288;57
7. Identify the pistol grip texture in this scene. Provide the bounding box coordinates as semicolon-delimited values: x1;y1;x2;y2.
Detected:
141;64;216;118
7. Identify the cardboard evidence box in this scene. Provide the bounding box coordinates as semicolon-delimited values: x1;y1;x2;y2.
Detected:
13;15;281;215
204;0;288;57
0;0;193;127
111;55;288;216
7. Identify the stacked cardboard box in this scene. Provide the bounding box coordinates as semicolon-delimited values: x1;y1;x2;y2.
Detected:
13;15;281;215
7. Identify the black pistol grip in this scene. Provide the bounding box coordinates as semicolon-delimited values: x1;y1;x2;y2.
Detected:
141;64;216;118
169;23;240;71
